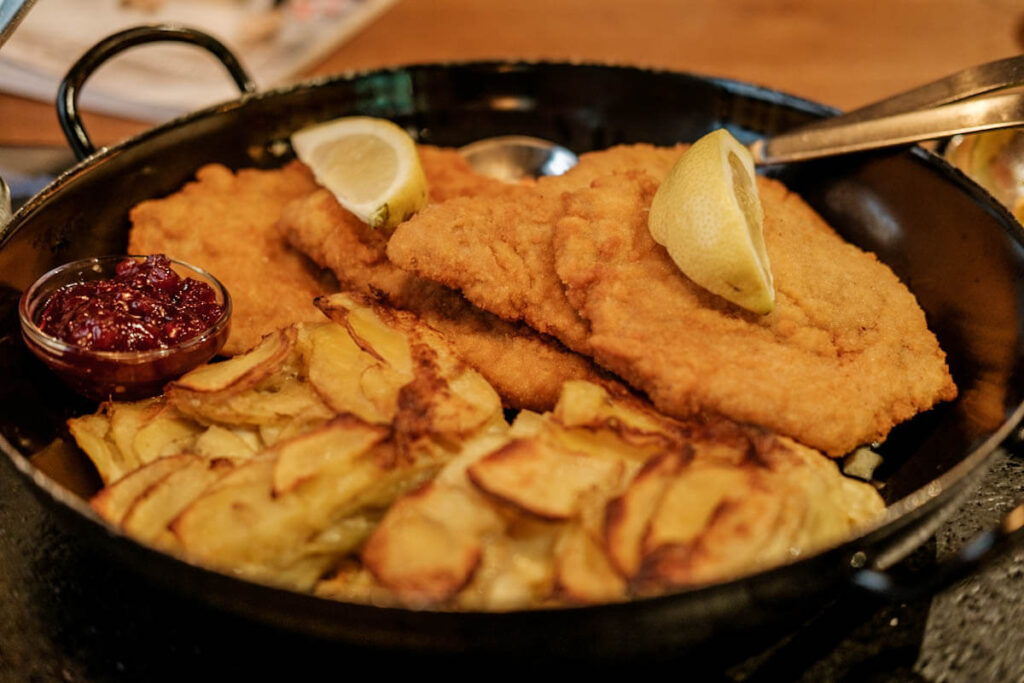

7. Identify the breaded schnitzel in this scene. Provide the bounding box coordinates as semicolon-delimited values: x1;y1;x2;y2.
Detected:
125;147;502;359
129;161;330;355
386;146;956;455
279;147;606;412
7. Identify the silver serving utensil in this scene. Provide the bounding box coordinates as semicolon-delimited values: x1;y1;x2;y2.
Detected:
724;56;1024;165
459;135;577;182
462;56;1024;180
749;90;1024;165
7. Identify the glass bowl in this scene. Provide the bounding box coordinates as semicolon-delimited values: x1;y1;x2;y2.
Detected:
19;255;232;401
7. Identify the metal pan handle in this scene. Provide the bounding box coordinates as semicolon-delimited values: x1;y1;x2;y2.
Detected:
852;500;1024;602
851;432;1024;602
56;24;257;160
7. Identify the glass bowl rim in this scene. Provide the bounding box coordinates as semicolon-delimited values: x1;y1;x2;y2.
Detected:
18;254;233;362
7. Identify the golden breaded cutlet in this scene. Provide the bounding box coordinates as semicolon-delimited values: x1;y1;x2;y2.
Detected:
278;146;607;412
386;145;956;455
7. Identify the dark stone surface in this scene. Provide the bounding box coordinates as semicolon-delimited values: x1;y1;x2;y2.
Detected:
1;450;1022;682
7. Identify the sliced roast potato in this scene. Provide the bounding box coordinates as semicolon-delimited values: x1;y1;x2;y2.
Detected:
362;482;504;604
121;456;236;549
554;523;627;604
604;450;688;577
169;327;296;394
272;415;389;494
91;454;197;525
467;438;624;521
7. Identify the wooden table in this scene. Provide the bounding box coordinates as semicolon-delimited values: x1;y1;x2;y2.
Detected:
0;0;1020;147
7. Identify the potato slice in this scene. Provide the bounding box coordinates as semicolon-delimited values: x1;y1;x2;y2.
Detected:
554;523;627;604
362;482;503;604
315;560;383;604
604;450;688;577
173;420;441;590
554;381;683;448
170;328;295;394
68;411;126;485
638;490;784;589
167;326;334;427
641;465;749;555
317;293;413;377
467;439;624;521
634;465;785;588
305;321;394;424
108;399;160;473
192;425;262;459
170;457;326;586
132;403;204;464
175;372;332;426
121;457;235;549
319;291;504;443
90;455;196;525
458;517;560;611
272;415;389;494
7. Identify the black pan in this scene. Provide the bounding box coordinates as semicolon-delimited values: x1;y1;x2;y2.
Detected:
2;26;1024;658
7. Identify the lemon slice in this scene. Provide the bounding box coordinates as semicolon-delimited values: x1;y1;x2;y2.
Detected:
648;128;774;314
291;116;428;229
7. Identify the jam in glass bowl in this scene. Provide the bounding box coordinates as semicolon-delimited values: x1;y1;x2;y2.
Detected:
19;255;232;401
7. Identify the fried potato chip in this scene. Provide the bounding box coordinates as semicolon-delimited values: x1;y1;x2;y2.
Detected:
553;523;626;604
121;456;236;550
68;411;126;485
467;439;625;521
272;415;389;494
131;403;205;462
362;482;504;604
305;321;394;423
172;414;444;589
107;399;157;473
192;425;262;458
170;327;295;393
604;450;688;577
317;293;414;377
91;454;196;525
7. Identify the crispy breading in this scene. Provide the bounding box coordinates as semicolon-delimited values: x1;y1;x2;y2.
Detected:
279;148;605;413
128;161;330;355
383;145;691;352
386;145;956;455
417;145;509;202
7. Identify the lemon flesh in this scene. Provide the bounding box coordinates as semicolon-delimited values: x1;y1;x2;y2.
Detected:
648;128;774;314
291;117;428;230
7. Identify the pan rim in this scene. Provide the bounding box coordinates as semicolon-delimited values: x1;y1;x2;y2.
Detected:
1;58;1021;619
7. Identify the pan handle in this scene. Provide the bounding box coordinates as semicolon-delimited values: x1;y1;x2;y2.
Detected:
851;500;1024;602
851;429;1024;602
56;25;257;160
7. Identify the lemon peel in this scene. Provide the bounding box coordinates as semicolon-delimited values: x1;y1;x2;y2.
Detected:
291;116;428;230
648;128;774;314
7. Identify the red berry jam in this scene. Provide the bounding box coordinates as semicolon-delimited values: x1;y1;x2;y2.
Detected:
37;254;224;351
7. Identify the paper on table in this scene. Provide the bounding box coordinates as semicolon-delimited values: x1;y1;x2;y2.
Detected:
0;0;398;123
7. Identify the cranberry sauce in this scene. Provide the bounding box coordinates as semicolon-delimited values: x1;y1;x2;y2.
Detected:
37;254;224;352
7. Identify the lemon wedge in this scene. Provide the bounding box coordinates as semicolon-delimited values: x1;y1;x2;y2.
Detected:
648;128;774;314
291;116;428;229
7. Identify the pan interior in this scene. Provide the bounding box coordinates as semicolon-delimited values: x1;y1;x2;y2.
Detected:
1;62;1022;583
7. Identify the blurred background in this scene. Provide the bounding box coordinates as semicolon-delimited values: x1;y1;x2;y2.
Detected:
1;0;1021;146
